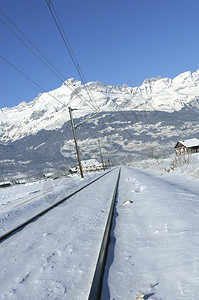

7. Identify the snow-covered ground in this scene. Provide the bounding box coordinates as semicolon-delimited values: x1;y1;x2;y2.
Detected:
1;155;199;299
102;166;199;299
0;168;120;299
131;152;199;175
0;170;112;239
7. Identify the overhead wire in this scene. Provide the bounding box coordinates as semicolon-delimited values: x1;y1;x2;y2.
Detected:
0;8;65;82
0;4;119;163
0;5;135;145
0;7;102;128
0;54;101;122
0;18;65;82
43;0;104;125
48;1;98;110
0;10;96;111
47;0;108;128
74;95;138;154
2;4;178;161
45;0;100;111
1;55;103;138
45;0;96;107
0;51;101;128
1;52;128;161
0;55;66;107
46;1;135;131
48;0;142;152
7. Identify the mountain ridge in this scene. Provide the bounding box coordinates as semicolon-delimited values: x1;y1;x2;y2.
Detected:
1;70;199;143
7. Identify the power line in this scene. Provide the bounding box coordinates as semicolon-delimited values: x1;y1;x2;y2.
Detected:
1;5;136;158
1;9;124;159
0;8;103;126
48;1;98;110
0;18;65;82
0;55;65;107
0;8;65;82
0;11;96;111
45;0;99;111
0;54;101;127
0;56;134;159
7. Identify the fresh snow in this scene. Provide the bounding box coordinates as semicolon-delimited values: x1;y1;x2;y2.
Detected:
176;137;199;148
80;159;102;168
1;160;199;299
0;170;109;236
102;166;199;299
0;169;120;299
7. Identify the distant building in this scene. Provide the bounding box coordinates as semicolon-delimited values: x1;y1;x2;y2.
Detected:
15;179;26;185
70;159;103;174
0;181;11;188
44;173;54;179
174;138;199;155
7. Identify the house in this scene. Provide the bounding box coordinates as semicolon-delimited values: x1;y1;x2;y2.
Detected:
69;159;103;174
44;173;54;179
15;179;26;185
174;138;199;155
0;181;11;188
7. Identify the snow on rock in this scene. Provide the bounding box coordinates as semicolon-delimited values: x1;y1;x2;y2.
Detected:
1;70;199;142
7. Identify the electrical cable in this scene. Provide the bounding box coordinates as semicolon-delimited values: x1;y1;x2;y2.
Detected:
48;1;98;110
45;0;99;111
0;55;133;158
1;8;119;159
0;11;96;111
0;8;118;132
0;54;101;126
0;8;65;82
0;18;65;82
0;55;66;107
1;4;138;160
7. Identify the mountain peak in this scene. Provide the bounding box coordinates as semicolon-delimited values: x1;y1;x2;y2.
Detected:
63;78;82;87
172;71;193;85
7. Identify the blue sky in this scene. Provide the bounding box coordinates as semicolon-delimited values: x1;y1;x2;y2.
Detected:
1;0;199;108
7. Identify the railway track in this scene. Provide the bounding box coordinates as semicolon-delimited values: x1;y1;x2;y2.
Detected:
0;167;121;299
0;167;118;243
88;167;121;300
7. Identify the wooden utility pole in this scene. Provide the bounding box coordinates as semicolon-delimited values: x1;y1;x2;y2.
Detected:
98;139;105;171
68;107;84;178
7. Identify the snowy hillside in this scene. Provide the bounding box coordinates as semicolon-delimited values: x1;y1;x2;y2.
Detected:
1;70;199;142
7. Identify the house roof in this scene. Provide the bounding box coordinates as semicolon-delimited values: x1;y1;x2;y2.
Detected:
44;173;54;177
0;181;11;186
175;138;199;148
81;159;102;168
69;159;102;173
17;179;26;184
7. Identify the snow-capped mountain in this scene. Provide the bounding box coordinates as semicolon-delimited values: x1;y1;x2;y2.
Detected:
1;70;199;177
1;70;199;143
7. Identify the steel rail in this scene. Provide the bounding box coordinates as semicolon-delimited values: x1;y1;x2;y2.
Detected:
88;167;121;300
0;168;118;244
